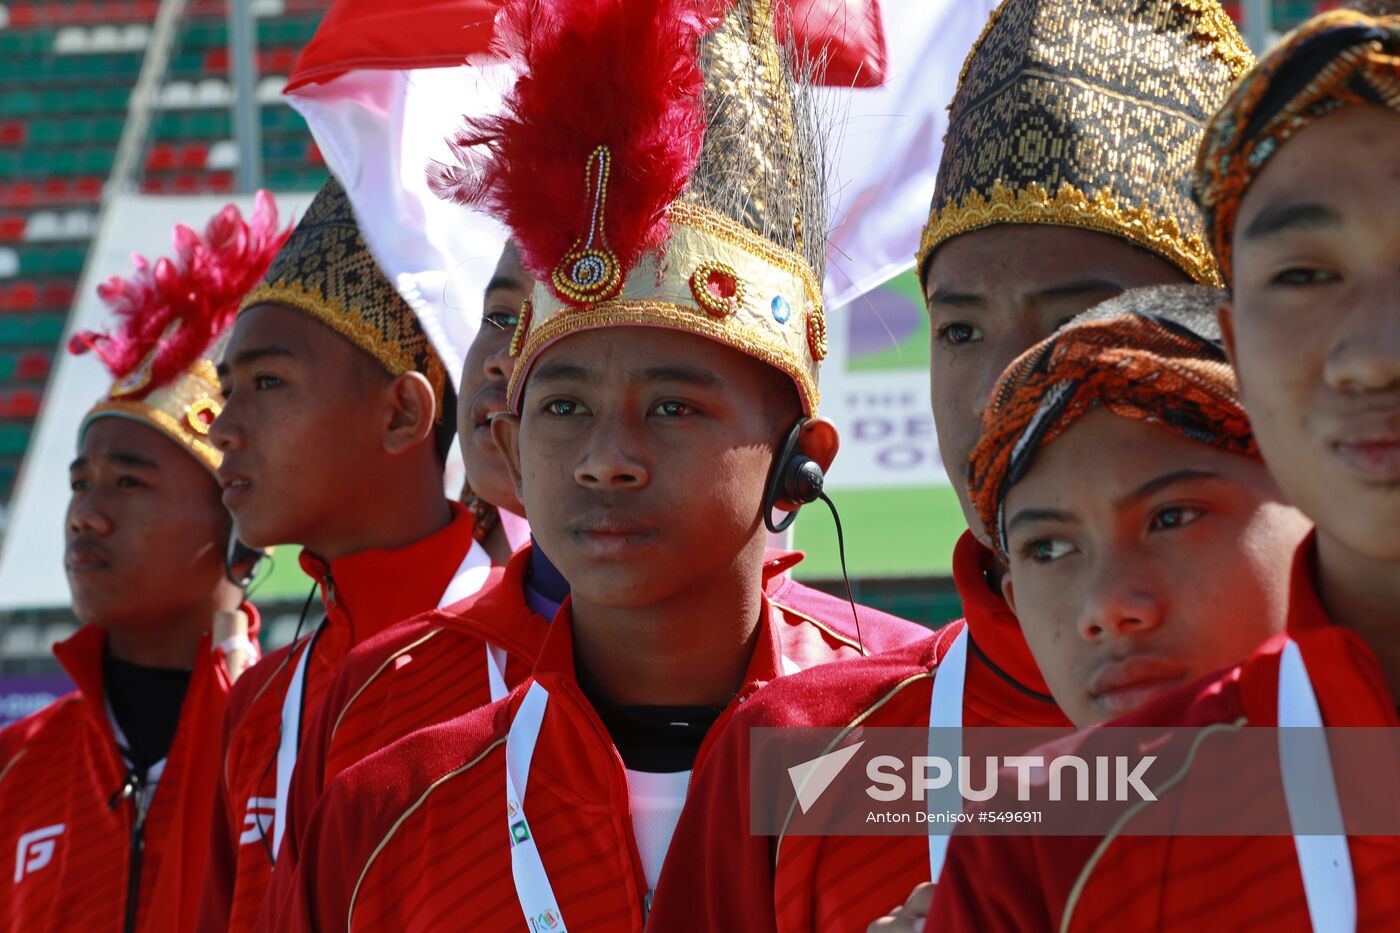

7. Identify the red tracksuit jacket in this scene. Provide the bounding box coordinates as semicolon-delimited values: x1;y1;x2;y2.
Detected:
197;504;478;933
262;545;928;908
1;612;258;932
931;534;1400;931
647;532;1072;932
270;591;905;931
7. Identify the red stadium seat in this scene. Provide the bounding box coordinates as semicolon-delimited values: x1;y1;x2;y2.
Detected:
7;283;38;312
1;183;37;210
41;283;74;309
145;144;176;172
178;143;209;170
0;218;25;242
0;123;27;148
17;351;50;381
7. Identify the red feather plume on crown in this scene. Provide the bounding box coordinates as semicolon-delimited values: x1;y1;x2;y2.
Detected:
68;190;292;398
428;0;718;299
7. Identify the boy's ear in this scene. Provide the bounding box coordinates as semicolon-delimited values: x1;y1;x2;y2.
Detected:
490;413;526;503
382;371;438;455
796;417;840;472
1001;572;1018;615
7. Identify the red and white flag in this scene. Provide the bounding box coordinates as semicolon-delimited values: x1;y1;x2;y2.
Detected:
284;0;995;365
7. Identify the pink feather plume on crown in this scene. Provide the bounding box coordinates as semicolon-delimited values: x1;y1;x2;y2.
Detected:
69;190;292;398
428;0;718;293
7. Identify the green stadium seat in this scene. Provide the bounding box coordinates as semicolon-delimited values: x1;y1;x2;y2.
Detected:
0;353;14;381
0;319;25;345
28;316;64;343
0;91;42;117
0;424;31;457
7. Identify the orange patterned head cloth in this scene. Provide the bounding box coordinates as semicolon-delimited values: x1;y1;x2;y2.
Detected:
1194;9;1400;284
967;284;1257;555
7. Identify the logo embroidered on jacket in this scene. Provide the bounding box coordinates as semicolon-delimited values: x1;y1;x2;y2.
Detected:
13;824;64;882
240;797;276;845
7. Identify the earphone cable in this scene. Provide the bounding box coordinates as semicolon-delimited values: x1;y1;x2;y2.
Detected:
818;490;865;656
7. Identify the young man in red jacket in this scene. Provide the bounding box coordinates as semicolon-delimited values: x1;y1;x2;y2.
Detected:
930;10;1400;929
647;1;1251;929
197;179;496;933
0;197;286;932
265;0;928;927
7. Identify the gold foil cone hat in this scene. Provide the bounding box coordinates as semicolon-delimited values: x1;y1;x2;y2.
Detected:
917;0;1253;286
432;0;828;415
241;178;448;420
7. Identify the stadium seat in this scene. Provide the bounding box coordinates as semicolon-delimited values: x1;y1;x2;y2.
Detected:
0;423;32;456
16;350;49;381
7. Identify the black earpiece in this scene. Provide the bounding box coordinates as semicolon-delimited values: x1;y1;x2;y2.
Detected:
763;418;825;533
225;529;268;589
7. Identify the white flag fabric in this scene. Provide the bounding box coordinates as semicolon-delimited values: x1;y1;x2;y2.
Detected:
819;0;1000;308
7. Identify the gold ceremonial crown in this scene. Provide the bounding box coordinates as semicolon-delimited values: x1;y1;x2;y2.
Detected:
494;0;828;415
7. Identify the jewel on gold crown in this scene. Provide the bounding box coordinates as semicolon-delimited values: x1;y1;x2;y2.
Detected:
552;146;623;303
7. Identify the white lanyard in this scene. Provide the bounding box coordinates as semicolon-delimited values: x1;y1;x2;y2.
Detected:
926;626;969;884
501;634;804;927
1278;638;1355;932
269;539;492;861
504;683;569;931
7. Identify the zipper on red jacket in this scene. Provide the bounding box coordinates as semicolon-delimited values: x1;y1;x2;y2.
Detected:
108;768;150;933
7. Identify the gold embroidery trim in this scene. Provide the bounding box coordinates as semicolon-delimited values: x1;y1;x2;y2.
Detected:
510;300;820;415
83;399;222;475
186;397;221;436
689;260;746;318
668;201;823;310
917;180;1223;287
242;281;447;422
1172;0;1255;80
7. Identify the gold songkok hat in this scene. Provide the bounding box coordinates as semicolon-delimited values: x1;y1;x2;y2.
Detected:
917;0;1253;286
240;178;449;420
71;192;290;474
431;0;827;414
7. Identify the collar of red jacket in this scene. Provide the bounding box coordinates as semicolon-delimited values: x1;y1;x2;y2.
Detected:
431;542;548;661
296;501;476;643
528;594;786;700
952;530;1054;697
51;604;258;723
1239;532;1399;727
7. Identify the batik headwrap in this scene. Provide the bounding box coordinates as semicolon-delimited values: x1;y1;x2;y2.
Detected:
1193;10;1400;284
240;178;449;421
430;0;828;415
69;192;291;474
917;0;1253;287
967;285;1257;556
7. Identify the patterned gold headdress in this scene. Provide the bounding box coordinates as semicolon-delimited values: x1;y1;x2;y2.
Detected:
240;178;448;420
431;0;827;414
71;192;290;474
917;0;1253;287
